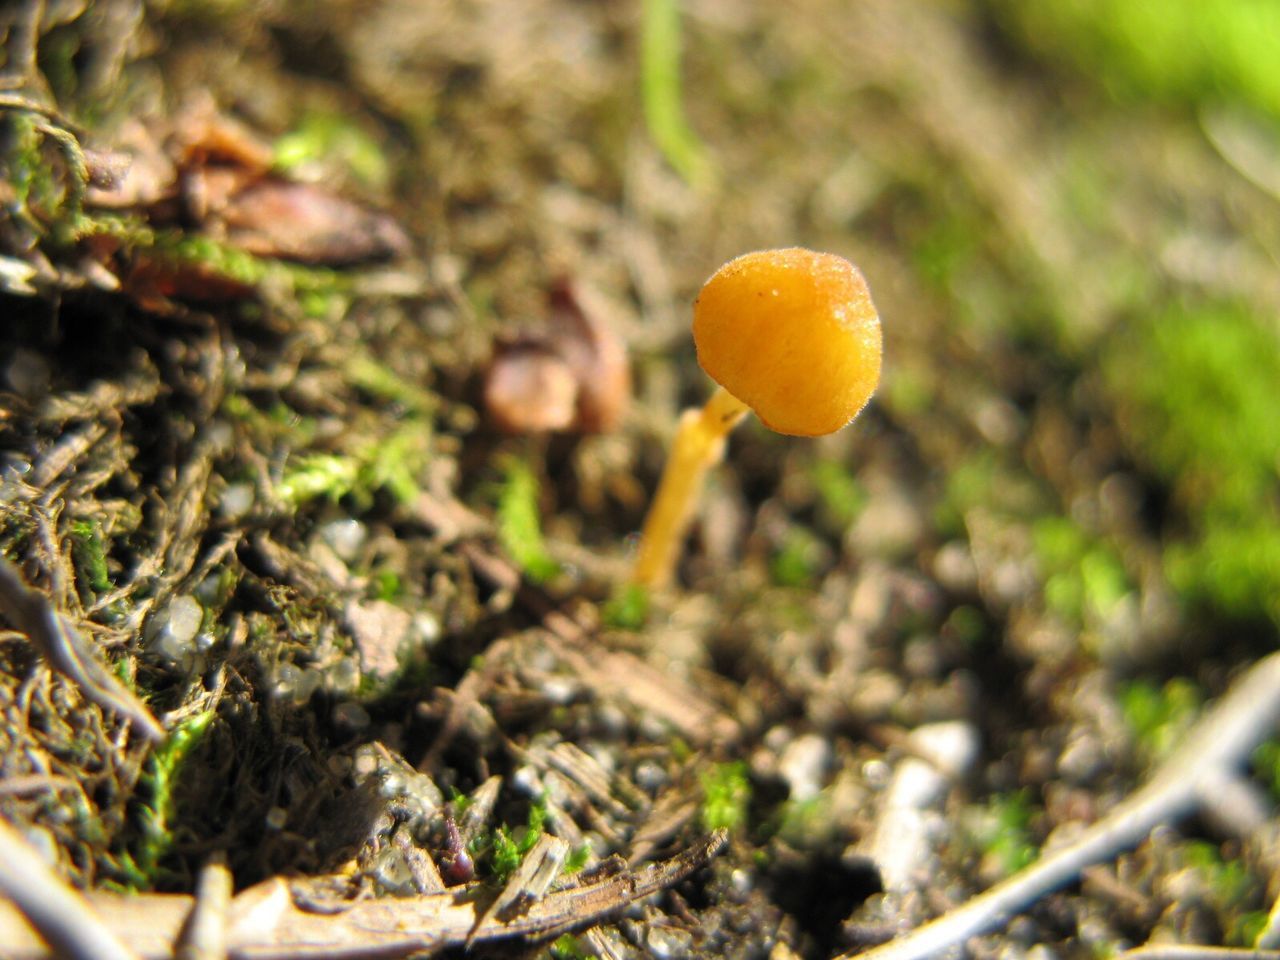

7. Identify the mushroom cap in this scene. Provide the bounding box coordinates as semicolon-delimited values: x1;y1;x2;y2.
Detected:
692;248;882;437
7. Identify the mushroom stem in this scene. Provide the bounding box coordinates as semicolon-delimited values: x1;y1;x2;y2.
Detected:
631;385;749;588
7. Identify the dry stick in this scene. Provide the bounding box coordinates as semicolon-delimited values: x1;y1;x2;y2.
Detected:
0;817;142;960
0;830;731;960
1114;950;1280;960
0;558;165;742
176;857;233;960
848;651;1280;960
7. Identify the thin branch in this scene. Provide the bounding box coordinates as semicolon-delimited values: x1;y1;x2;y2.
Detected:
0;817;142;960
0;558;164;742
845;651;1280;960
0;830;730;960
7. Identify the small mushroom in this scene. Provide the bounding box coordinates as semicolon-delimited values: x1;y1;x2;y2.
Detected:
631;248;882;588
483;277;631;434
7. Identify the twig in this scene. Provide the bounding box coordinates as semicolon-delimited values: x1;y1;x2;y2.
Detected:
845;651;1280;960
0;817;141;960
176;857;232;960
0;558;165;742
1115;949;1280;960
0;830;730;959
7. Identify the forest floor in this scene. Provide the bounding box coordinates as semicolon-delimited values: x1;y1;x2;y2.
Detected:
3;2;1280;958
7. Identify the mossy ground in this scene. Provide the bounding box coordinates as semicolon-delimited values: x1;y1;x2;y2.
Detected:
3;1;1280;957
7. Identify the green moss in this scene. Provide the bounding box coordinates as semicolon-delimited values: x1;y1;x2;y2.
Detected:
936;451;1044;535
700;761;750;833
550;934;592;959
274;112;390;190
1105;302;1280;623
770;525;825;588
277;423;431;510
996;1;1280;118
809;460;866;530
344;352;436;416
563;843;591;875
69;519;112;596
1032;516;1130;624
121;711;216;887
1165;516;1280;625
475;796;548;884
1178;840;1264;945
1252;739;1280;800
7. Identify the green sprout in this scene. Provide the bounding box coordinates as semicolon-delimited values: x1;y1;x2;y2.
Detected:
495;456;560;583
601;583;650;630
640;0;712;185
969;789;1039;877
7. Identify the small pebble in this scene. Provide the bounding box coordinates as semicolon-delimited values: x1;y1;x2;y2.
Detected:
906;721;981;780
318;518;367;562
328;656;362;694
645;925;693;959
5;348;50;398
218;482;255;519
333;701;371;731
150;595;203;664
777;733;831;802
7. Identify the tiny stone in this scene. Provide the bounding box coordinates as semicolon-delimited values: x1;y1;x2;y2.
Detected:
542;676;577;704
150;595;204;665
265;807;288;830
318;518;367;561
645;925;693;959
777;733;831;802
413;611;441;645
219;482;255;519
353;744;381;777
932;540;977;591
5;348;50;398
273;662;320;705
729;867;753;899
905;721;981;780
1057;734;1105;785
333;701;371;730
165;595;203;645
634;760;668;793
328;656;362;694
862;758;892;790
371;846;416;895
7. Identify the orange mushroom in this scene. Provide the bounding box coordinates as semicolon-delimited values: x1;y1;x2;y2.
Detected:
631;248;882;589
